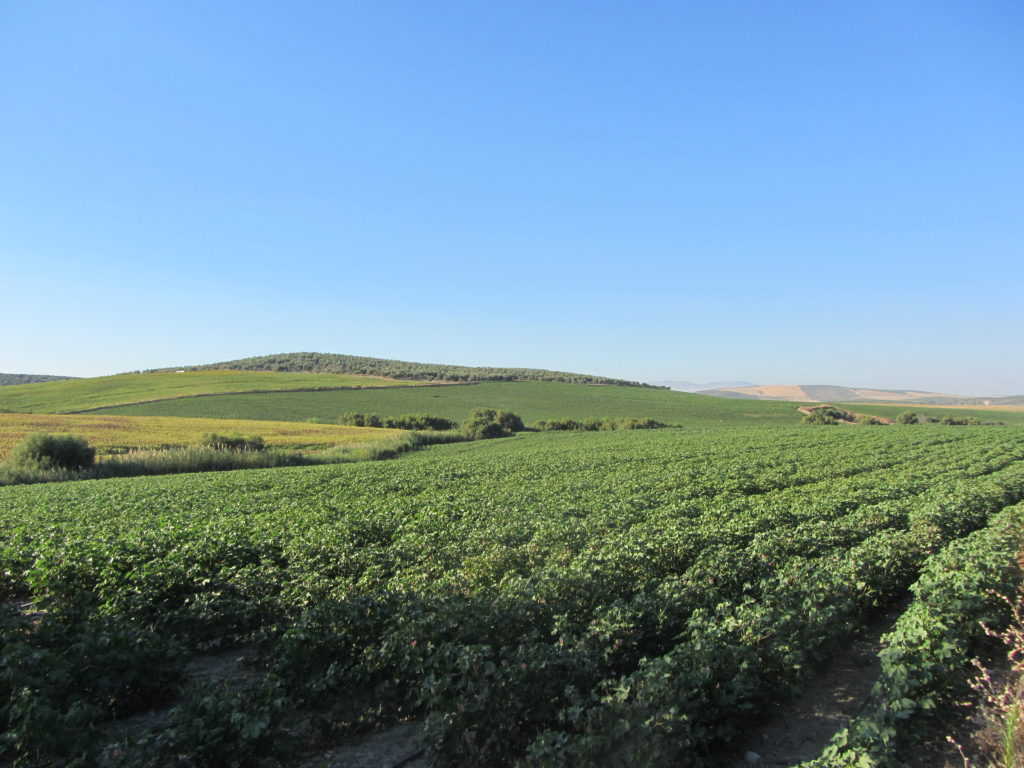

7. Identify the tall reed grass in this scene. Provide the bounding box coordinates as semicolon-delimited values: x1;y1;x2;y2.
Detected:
0;430;469;486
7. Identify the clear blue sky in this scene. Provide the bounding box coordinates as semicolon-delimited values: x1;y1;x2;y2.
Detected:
3;2;1022;394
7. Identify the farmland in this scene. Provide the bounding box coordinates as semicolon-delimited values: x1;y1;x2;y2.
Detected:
0;370;415;414
2;426;1023;765
838;401;1024;426
94;380;808;426
0;412;401;462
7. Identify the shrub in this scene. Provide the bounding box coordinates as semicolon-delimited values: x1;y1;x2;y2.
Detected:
384;414;458;431
461;409;524;439
338;413;458;430
534;417;666;431
856;414;882;425
338;412;383;428
939;415;980;426
895;411;919;425
5;432;95;470
801;411;837;425
200;433;266;451
802;406;856;425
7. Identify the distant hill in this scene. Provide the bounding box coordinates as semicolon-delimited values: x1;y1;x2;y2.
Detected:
0;373;75;387
649;380;756;392
151;352;655;388
697;384;1024;406
0;370;413;414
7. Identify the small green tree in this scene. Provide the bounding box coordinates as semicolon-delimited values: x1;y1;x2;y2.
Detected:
894;411;919;425
801;411;837;425
461;408;524;439
6;432;95;470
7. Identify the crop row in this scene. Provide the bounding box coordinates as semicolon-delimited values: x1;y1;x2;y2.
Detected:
0;427;1022;764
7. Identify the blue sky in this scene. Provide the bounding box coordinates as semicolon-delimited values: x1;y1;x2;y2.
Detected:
2;2;1022;394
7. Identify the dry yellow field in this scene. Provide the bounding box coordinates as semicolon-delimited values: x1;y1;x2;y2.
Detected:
719;385;808;400
0;413;402;461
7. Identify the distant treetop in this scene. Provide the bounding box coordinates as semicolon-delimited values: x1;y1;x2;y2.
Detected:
0;373;76;387
150;352;657;388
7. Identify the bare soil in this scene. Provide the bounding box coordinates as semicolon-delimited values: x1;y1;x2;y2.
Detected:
296;722;427;768
721;605;905;767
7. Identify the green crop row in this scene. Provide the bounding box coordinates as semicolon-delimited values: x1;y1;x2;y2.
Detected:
802;502;1024;767
0;427;1022;765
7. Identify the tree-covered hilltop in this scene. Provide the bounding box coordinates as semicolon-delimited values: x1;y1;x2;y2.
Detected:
151;352;659;387
0;373;75;387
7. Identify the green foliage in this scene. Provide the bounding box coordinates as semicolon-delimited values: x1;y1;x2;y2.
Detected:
895;410;920;425
0;433;457;487
199;433;266;451
803;504;1024;767
153;351;655;387
0;427;1022;764
0;370;410;414
534;416;667;431
338;412;457;430
940;415;981;426
802;411;838;425
127;680;296;767
461;408;524;439
5;432;95;470
856;414;882;425
0;373;74;387
802;406;860;425
96;380;812;427
845;403;1024;427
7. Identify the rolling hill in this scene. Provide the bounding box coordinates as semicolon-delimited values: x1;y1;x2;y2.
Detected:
699;383;1024;406
151;351;654;387
0;370;417;413
94;381;808;427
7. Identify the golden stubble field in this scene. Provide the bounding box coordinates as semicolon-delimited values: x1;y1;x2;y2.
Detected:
0;412;401;461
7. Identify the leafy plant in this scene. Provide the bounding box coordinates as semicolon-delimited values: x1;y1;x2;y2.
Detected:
5;432;95;470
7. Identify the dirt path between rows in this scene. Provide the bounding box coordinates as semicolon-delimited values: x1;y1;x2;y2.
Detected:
722;603;906;767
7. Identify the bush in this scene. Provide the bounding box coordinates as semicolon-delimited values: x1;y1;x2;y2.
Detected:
461;409;524;439
895;411;919;425
338;412;383;428
801;411;837;425
856;414;882;425
199;433;266;451
534;417;666;432
939;415;980;426
5;432;95;470
387;414;457;431
337;413;458;431
802;406;856;426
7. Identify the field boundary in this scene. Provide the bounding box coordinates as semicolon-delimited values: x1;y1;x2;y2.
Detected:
66;382;479;414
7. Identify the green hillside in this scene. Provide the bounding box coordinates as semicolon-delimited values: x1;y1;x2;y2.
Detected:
155;351;653;387
0;370;414;414
96;381;806;426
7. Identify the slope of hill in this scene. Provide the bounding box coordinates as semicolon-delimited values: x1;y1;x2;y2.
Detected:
699;383;1023;406
94;381;807;426
0;373;75;386
152;352;654;387
649;380;756;392
0;370;416;414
